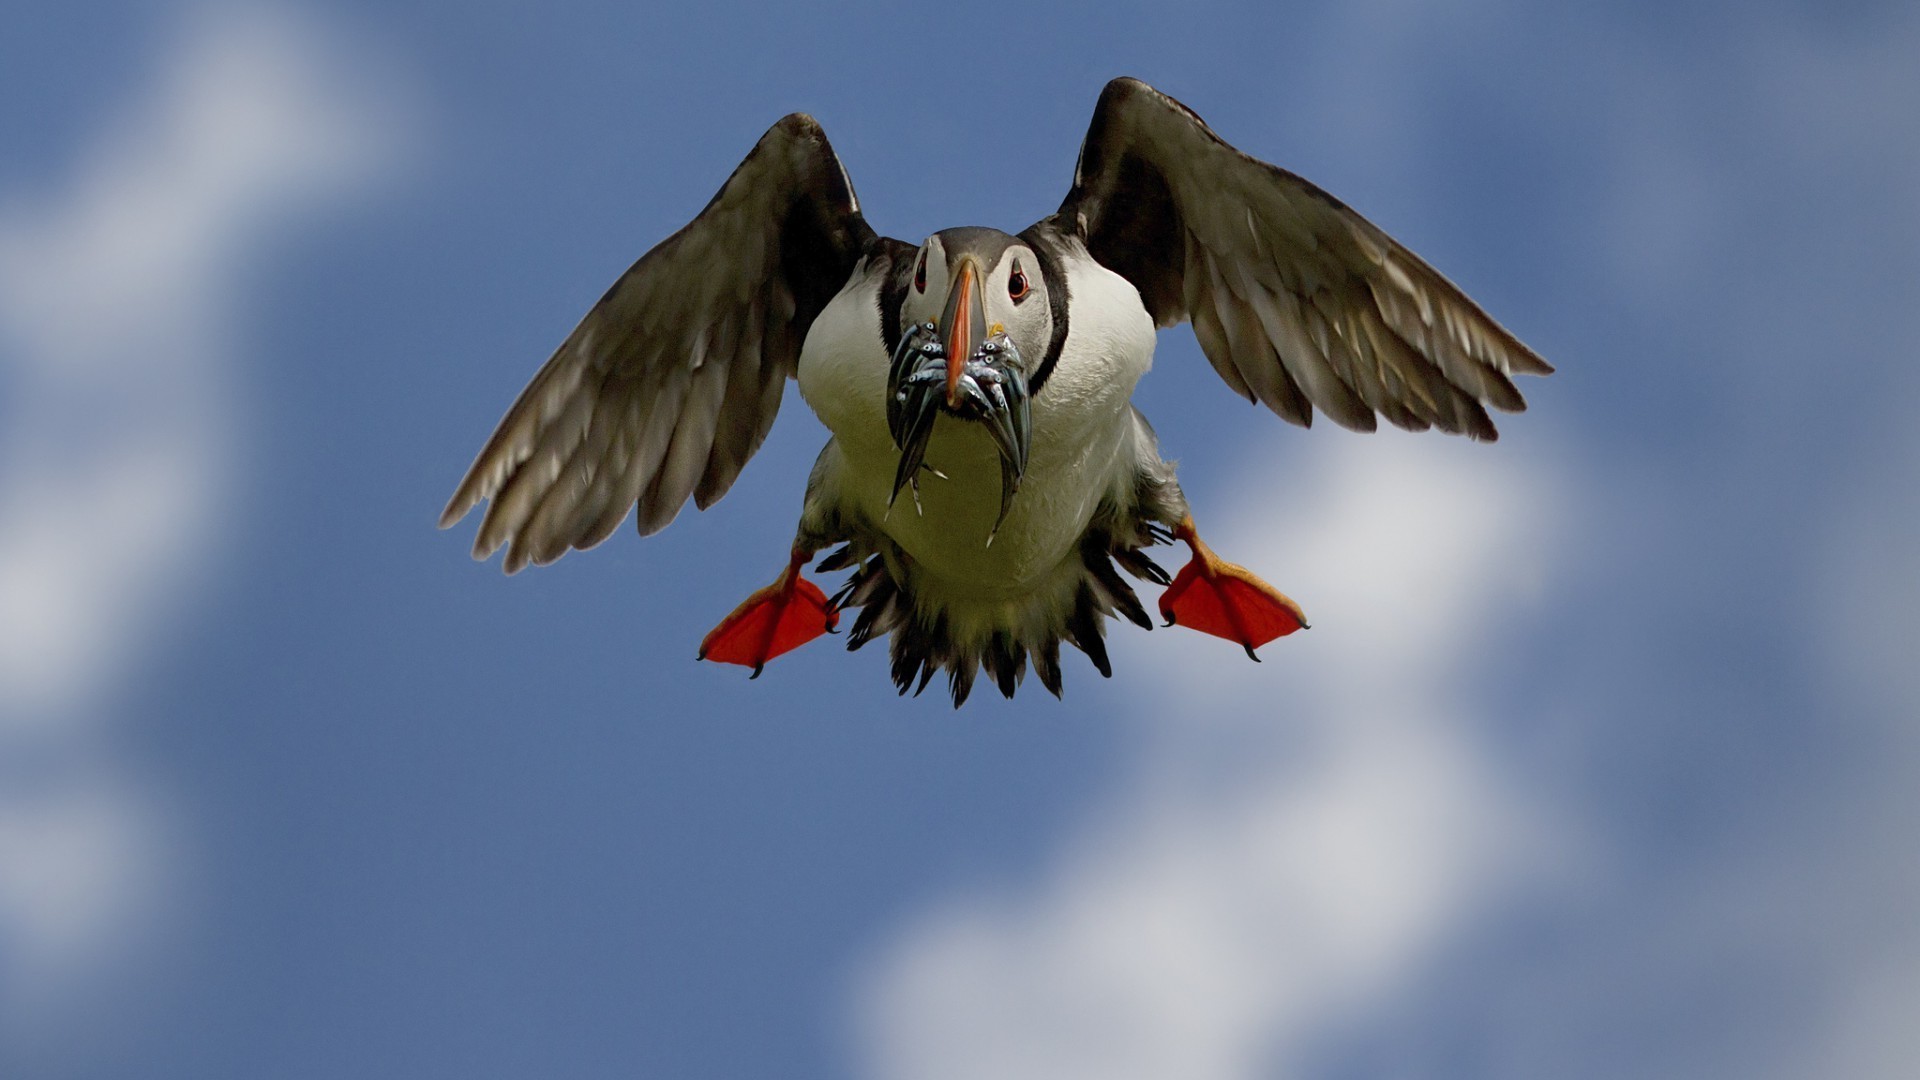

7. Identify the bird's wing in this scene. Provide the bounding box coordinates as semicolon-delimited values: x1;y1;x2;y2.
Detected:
1048;77;1551;439
441;115;877;572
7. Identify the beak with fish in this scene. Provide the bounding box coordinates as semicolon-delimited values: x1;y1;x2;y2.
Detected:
883;256;1032;542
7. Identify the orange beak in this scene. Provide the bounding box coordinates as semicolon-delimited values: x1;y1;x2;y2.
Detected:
940;259;986;407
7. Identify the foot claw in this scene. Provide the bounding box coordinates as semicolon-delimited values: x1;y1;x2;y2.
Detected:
1158;517;1306;657
699;553;839;675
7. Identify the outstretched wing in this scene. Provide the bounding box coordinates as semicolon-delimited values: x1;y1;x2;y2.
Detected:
441;114;876;572
1049;77;1551;439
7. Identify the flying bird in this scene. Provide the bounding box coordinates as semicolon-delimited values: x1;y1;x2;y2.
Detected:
440;78;1551;705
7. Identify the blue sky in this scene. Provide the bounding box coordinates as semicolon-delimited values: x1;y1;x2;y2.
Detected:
3;2;1918;1078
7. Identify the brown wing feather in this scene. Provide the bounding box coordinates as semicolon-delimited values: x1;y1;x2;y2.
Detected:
441;114;876;571
1049;77;1550;440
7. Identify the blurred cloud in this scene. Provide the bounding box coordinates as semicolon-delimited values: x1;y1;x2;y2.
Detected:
0;4;398;719
855;434;1565;1080
0;2;401;1048
1805;437;1920;1080
3;2;1916;1077
1602;14;1920;1078
852;4;1575;1074
854;5;1920;1079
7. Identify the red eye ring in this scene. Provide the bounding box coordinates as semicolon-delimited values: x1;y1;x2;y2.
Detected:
1008;268;1030;302
914;253;927;293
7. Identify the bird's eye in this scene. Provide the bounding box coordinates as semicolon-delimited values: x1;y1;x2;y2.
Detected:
1008;268;1030;302
914;253;927;293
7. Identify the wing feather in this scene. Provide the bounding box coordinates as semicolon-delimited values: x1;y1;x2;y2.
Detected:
636;348;730;536
572;394;654;551
1048;78;1550;440
441;114;875;570
519;376;632;566
695;287;772;510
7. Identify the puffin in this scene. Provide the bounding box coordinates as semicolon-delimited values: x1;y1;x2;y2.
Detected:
440;78;1551;705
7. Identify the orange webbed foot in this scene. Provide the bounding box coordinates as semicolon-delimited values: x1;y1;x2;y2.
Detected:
698;551;839;677
1157;516;1307;661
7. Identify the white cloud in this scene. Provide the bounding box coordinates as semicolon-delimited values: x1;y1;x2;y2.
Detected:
1806;436;1920;1080
851;8;1579;1071
0;763;173;1035
849;4;1920;1074
0;3;401;1046
854;434;1566;1080
0;4;398;719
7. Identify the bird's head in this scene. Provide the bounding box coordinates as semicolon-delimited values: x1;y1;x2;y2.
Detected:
888;228;1052;529
898;228;1053;394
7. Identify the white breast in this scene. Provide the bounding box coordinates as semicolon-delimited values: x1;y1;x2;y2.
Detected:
797;252;1156;593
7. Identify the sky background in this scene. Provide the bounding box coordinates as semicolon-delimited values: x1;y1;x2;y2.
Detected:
3;2;1918;1078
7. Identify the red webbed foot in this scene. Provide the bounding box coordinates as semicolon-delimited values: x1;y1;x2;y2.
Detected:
1157;516;1307;661
698;551;839;677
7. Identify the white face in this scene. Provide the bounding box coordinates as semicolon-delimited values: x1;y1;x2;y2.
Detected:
901;232;1053;372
